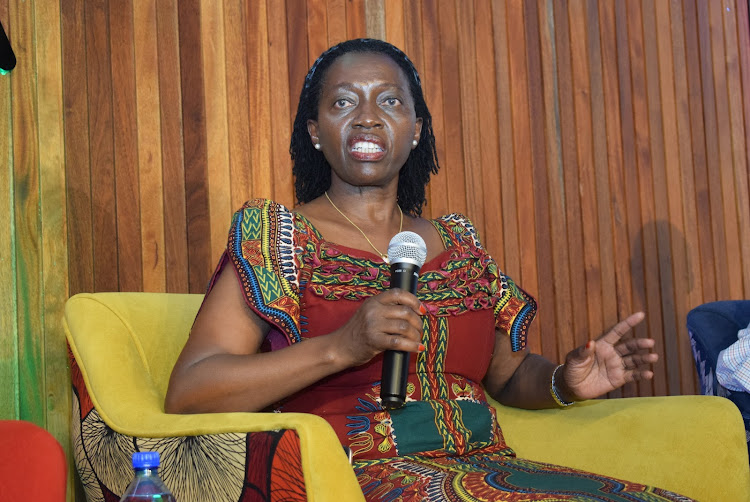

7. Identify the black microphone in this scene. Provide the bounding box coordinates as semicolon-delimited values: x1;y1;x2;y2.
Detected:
380;231;427;410
0;20;16;75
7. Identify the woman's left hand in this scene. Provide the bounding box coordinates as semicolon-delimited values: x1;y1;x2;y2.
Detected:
559;312;657;401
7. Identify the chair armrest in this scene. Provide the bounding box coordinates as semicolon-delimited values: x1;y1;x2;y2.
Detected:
490;395;750;501
133;410;364;502
64;293;364;502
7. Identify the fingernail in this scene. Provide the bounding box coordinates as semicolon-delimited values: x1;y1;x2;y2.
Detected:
419;303;427;315
418;344;426;352
586;340;593;350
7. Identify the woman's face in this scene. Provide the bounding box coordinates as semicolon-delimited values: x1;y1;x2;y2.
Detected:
307;52;423;191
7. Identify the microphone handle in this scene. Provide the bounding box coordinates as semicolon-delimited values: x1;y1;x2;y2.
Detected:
381;261;421;410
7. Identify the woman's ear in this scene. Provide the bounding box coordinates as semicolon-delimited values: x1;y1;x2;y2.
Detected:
412;118;423;148
307;119;320;146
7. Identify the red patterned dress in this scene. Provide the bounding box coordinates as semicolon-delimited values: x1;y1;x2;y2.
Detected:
212;198;693;502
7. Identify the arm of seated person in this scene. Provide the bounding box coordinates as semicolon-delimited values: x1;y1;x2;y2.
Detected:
482;331;568;410
165;265;427;414
483;312;654;409
165;267;353;414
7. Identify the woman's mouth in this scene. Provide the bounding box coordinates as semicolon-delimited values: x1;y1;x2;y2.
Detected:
348;136;386;161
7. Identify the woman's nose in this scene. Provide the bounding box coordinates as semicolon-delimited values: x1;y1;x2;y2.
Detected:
353;101;382;128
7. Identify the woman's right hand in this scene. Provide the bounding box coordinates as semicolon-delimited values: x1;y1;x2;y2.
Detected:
331;288;426;367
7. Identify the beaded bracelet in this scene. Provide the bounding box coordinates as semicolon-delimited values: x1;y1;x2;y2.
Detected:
550;364;575;407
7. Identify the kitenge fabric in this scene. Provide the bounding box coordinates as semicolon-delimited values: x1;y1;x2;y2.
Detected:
354;454;692;501
214;198;694;501
68;347;307;502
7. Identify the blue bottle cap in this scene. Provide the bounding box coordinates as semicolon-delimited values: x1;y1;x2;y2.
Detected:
132;451;160;469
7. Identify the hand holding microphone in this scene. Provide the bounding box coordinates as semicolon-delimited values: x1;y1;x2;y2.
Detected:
380;231;427;410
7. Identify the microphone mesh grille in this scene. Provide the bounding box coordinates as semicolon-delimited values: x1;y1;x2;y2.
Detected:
387;231;428;267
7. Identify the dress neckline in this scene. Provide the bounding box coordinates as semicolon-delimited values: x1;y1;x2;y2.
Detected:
292;210;455;271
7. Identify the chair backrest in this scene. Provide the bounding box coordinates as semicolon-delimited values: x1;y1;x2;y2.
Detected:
687;300;750;364
64;292;204;430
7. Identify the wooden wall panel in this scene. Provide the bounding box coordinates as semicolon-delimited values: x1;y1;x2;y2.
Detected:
5;2;750;500
110;0;142;292
157;0;189;293
0;0;17;420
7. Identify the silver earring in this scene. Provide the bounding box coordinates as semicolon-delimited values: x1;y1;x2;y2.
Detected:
412;140;418;147
314;143;321;150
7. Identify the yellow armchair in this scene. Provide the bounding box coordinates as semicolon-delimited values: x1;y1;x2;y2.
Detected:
64;292;750;502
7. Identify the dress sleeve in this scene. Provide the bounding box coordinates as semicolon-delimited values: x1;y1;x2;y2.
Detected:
438;213;537;352
490;267;537;352
221;198;305;345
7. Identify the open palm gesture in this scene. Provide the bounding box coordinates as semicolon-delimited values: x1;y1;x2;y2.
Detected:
561;312;657;401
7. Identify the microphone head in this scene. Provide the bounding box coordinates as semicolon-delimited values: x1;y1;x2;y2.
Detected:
387;231;427;267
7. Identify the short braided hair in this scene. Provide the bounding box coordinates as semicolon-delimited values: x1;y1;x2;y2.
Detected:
290;38;440;217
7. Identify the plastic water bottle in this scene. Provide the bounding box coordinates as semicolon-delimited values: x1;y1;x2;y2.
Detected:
120;451;176;501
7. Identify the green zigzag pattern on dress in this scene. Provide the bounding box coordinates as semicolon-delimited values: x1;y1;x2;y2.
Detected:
241;207;262;243
428;400;453;453
254;265;284;305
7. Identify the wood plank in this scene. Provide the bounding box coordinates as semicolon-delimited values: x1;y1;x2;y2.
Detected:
178;0;212;293
224;0;251;211
474;0;503;259
684;0;716;303
11;0;44;423
523;0;551;358
722;0;750;297
585;0;617;334
491;0;518;275
85;0;118;292
617;0;653;396
61;0;94;295
327;0;348;45
696;0;728;301
156;0;189;293
598;0;635;397
736;0;750;299
670;0;705;320
109;0;142;292
200;0;231;268
384;0;404;50
640;0;677;396
247;0;273;201
506;0;540;346
364;0;385;40
708;0;742;298
268;0;294;207
437;0;466;216
346;0;367;39
34;0;73;477
455;1;485;236
654;0;695;395
551;0;584;359
569;0;603;349
307;0;328;61
402;1;433;217
135;0;167;291
0;0;18;420
628;0;666;396
535;0;573;364
420;0;448;220
287;1;309;146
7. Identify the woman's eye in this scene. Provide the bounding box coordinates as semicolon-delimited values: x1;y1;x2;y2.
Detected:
383;97;401;106
334;99;352;108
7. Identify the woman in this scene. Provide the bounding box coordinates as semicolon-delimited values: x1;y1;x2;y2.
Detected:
166;38;692;501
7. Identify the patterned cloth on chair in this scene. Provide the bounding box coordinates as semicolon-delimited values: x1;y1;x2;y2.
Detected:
68;350;308;502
